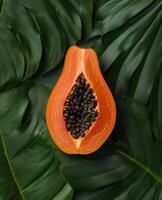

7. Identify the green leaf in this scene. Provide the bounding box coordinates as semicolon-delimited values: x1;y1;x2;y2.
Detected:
74;98;162;200
96;0;162;104
0;0;90;88
71;0;93;41
0;0;3;12
55;144;133;190
0;83;73;199
0;136;19;199
0;26;25;89
93;0;158;36
158;72;162;137
149;66;162;139
92;0;162;140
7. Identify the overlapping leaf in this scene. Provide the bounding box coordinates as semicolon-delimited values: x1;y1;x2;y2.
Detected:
0;0;162;199
93;0;162;102
0;0;93;89
91;0;162;138
0;82;73;200
74;98;162;200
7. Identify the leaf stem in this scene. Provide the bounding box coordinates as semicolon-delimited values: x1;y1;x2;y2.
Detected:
0;0;6;16
117;149;162;185
0;132;26;200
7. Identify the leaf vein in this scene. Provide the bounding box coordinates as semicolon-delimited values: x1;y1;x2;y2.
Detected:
0;132;25;200
117;149;162;185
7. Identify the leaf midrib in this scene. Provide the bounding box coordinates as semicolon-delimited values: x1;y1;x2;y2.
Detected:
0;0;6;16
117;149;162;185
0;133;25;200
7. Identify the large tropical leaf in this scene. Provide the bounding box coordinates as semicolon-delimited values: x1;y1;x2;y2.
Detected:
0;80;73;199
0;0;93;89
0;0;162;199
91;0;162;138
93;0;162;102
73;98;162;199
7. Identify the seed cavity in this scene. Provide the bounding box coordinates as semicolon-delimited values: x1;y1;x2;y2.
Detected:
63;73;99;139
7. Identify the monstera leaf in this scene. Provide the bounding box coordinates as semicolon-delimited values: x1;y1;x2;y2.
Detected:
0;0;162;199
73;98;162;199
0;81;73;199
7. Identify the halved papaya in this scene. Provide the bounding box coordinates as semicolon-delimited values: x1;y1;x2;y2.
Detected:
46;46;116;154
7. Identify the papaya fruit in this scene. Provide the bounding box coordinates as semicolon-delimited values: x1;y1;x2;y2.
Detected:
46;46;116;154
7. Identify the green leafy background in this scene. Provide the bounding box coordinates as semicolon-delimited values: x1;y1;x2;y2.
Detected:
0;0;162;199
